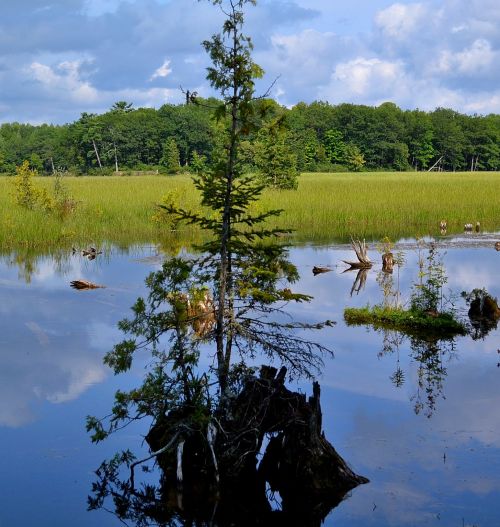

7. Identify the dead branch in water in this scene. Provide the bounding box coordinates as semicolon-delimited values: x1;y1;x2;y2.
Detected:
343;238;373;269
70;280;106;290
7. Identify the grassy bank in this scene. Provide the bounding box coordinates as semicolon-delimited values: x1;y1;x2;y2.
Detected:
1;171;500;250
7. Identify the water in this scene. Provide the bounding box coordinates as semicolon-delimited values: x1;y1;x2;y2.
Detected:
0;239;499;526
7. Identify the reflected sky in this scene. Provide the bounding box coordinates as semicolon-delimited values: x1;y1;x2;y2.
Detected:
0;240;499;526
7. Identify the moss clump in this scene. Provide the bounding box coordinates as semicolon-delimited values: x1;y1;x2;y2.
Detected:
344;305;467;338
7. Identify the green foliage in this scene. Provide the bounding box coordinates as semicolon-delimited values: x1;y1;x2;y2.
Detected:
344;242;466;339
152;190;181;230
410;241;447;313
344;305;466;337
12;161;77;219
1;91;500;173
88;0;332;455
255;122;299;189
160;138;181;173
344;143;366;171
323;129;346;164
52;169;78;218
13;161;40;209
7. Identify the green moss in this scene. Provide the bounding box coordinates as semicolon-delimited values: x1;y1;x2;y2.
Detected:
344;305;467;338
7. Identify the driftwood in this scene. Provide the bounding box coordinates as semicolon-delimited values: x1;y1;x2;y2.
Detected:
343;239;372;269
70;280;105;290
147;366;368;524
312;266;332;276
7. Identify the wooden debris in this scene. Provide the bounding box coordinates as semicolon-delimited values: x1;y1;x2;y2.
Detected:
343;238;373;269
312;266;332;276
382;252;394;273
70;280;105;290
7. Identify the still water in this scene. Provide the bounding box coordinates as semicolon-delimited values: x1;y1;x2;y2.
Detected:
0;237;499;526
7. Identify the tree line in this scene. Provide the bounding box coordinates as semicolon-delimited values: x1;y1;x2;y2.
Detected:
1;99;499;175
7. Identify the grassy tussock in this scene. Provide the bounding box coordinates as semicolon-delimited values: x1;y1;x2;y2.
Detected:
344;305;467;337
1;172;499;250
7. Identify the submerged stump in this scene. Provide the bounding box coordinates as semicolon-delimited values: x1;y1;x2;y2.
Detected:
146;366;368;523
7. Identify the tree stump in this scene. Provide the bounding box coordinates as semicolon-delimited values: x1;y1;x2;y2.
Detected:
382;252;394;273
146;366;368;522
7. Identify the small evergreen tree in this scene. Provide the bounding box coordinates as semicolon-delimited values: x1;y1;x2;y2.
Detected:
87;2;367;522
255;123;299;189
160;137;181;173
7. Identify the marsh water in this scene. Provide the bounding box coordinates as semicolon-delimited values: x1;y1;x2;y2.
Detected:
1;235;499;526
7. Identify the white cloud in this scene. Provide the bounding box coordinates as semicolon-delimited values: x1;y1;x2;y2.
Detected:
150;58;172;81
28;59;99;104
375;2;427;39
332;57;403;96
2;0;500;120
433;39;495;75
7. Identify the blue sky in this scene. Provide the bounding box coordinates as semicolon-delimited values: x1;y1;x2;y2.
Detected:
0;0;499;123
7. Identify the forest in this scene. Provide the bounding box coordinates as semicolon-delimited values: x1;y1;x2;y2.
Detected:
1;98;499;175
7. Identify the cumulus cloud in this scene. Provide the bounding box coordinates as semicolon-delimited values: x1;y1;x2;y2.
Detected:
375;2;428;39
0;0;500;122
28;60;99;104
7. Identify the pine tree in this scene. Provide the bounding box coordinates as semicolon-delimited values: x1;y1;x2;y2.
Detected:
255;123;299;189
87;2;366;521
160;137;181;173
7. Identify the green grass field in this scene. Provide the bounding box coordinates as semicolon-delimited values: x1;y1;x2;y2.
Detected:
1;171;499;251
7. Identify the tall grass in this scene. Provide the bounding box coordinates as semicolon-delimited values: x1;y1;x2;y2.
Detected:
1;172;499;251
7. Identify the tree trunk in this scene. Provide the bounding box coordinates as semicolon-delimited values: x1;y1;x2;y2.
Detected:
92;139;103;169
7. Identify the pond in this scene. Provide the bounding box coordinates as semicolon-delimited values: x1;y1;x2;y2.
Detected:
0;236;499;526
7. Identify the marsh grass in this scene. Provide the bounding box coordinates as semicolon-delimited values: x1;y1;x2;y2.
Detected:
1;172;499;250
344;305;467;338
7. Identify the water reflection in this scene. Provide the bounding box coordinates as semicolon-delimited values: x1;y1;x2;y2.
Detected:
344;267;369;296
0;241;499;526
89;464;346;527
376;329;458;417
0;246;159;428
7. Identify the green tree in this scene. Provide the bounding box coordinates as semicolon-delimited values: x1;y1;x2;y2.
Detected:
88;0;333;488
160;137;181;173
255;122;299;189
323;129;347;164
344;143;366;171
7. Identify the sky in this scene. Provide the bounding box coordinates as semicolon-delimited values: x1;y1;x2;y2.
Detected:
0;0;499;124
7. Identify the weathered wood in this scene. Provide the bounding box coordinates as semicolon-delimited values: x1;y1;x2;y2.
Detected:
70;280;105;290
468;293;500;321
147;366;368;520
343;238;372;269
312;266;332;275
382;252;394;273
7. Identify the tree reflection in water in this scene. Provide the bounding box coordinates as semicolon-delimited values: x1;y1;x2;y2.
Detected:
89;452;348;527
378;329;458;417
